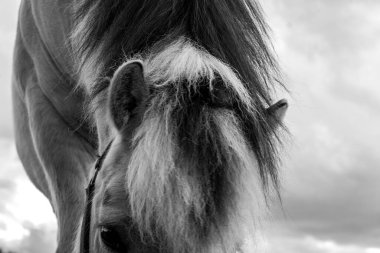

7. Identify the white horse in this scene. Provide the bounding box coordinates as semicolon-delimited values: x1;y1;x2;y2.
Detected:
12;0;287;252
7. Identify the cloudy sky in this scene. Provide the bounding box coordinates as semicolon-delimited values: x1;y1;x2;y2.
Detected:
0;1;379;253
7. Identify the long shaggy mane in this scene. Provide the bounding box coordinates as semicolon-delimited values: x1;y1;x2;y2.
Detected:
71;0;281;101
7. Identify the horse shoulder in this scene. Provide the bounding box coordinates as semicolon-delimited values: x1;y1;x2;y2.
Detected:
13;1;98;251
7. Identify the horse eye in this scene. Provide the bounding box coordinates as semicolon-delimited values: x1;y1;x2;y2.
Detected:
100;226;126;252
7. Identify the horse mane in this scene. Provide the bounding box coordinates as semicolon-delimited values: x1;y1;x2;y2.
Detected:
72;0;284;251
72;0;280;100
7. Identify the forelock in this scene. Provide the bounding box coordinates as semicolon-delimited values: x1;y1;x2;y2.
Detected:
144;37;255;111
122;41;276;251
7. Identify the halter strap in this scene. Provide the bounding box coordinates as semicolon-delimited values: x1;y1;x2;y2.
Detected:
80;141;113;253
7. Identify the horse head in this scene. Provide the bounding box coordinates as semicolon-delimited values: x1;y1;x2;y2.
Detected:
69;0;289;251
76;38;288;253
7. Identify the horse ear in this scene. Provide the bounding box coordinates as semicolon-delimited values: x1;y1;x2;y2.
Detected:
109;61;148;130
266;99;288;128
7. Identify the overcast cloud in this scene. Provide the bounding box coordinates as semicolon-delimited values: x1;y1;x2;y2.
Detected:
0;0;379;253
262;0;380;252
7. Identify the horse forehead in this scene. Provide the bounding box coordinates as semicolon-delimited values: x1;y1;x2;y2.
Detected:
96;138;132;200
102;180;128;206
96;174;130;221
